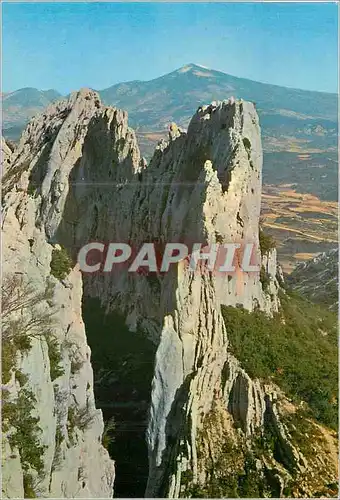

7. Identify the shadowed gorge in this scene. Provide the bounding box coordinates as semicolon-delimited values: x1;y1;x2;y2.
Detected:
82;298;156;497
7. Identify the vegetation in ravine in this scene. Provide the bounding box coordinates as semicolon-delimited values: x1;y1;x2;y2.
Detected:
46;336;65;381
221;289;338;430
50;246;73;280
2;388;47;498
51;387;68;473
259;228;276;255
67;405;95;445
182;409;281;499
2;275;64;384
182;396;337;499
82;297;157;498
259;265;270;292
2;275;65;497
102;417;116;451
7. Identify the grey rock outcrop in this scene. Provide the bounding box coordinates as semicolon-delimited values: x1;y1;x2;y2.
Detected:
2;91;115;498
3;90;334;499
2;91;281;497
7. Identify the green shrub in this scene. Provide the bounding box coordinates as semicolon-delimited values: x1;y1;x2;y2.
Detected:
260;265;270;292
50;246;72;280
2;340;18;384
46;336;65;381
67;406;77;439
282;408;320;460
1;277;59;494
51;425;64;473
23;474;37;498
102;417;116;451
259;229;276;255
181;469;194;486
15;370;29;387
67;405;95;443
243;137;251;152
4;388;46;476
55;425;64;448
215;231;224;244
51;387;68;470
12;327;32;350
74;406;95;431
27;184;37;197
221;292;338;429
2;275;56;383
182;436;271;498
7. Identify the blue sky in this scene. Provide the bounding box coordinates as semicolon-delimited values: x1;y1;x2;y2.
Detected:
2;2;338;94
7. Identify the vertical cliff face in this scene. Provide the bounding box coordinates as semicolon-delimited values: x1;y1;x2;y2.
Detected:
1;136;13;174
2;92;115;498
2;90;336;498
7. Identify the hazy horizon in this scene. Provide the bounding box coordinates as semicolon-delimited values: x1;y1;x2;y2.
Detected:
4;61;339;96
3;2;338;94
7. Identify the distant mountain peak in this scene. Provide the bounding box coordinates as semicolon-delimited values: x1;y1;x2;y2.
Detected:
177;63;212;73
176;64;196;73
175;63;215;78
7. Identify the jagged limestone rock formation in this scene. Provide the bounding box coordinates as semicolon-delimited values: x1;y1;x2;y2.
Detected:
2;91;115;498
2;90;337;498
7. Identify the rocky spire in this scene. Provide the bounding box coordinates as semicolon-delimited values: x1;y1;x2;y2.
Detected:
2;91;117;498
2;91;336;498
